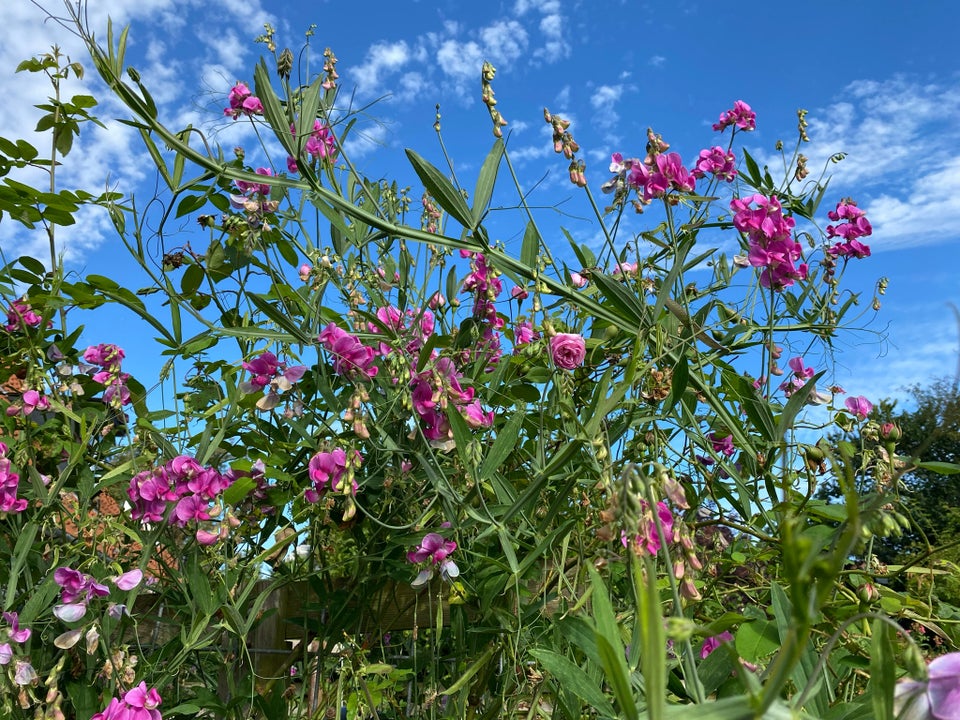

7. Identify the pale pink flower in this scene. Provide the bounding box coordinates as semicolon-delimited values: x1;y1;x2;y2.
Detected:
845;395;873;420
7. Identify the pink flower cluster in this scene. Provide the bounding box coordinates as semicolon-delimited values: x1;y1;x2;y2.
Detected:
305;448;361;503
127;456;233;544
84;343;132;407
223;81;263;119
367;305;435;360
407;531;459;586
240;351;306;411
692;146;738;182
3;298;43;332
779;356;815;397
0;611;31;666
0;442;28;514
319;323;379;379
825;199;872;259
623;500;675;557
92;682;162;720
461;251;504;367
627;152;696;202
712;100;756;133
411;357;493;441
287;119;338;173
234;167;273;198
732;194;806;290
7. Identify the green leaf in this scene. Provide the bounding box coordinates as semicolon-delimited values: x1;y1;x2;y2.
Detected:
472;138;503;225
405;148;474;230
520;219;539;269
870;619;896;720
530;649;617;718
588;566;638;720
914;460;960;475
735;619;780;663
477;404;524;481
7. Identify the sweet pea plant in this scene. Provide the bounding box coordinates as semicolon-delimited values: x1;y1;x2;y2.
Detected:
2;5;960;719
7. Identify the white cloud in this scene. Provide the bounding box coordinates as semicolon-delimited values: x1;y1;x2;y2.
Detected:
479;21;529;65
648;55;666;68
753;75;960;252
352;40;413;95
591;84;623;130
436;39;484;85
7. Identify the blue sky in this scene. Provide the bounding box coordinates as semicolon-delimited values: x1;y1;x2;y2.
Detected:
2;0;959;408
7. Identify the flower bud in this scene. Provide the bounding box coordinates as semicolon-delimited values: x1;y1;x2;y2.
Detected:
857;582;879;604
880;422;901;442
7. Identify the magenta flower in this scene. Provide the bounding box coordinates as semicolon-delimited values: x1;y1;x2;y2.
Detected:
700;631;734;659
825;199;872;259
224;81;263;119
408;532;459;586
306;448;360;502
693;146;738;182
623;500;675;557
514;321;538;348
84;343;132;407
708;432;735;457
732;194;805;291
0;458;28;513
713;100;756;133
627;152;696;201
845;395;873;420
92;682;162;720
3;298;44;332
318;323;379;379
0;611;31;666
550;333;586;370
240;351;305;410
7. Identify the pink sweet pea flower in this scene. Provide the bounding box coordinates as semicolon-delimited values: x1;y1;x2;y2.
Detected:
113;569;143;591
713;100;756;133
408;532;459;586
92;682;162;720
700;631;734;659
845;395;873;420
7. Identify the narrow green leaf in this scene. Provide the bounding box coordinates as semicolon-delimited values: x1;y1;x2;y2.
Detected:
405;148;474;230
596;635;638;720
530;649;617;718
254;60;296;157
442;644;498;695
870;619;896;720
776;371;824;438
477;404;524;480
520;219;539;269
472;138;503;225
914;460;960;475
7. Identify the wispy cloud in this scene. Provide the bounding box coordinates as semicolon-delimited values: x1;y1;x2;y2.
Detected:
0;1;274;266
753;75;960;251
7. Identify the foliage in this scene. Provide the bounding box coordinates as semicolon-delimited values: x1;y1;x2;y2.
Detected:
1;4;959;719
